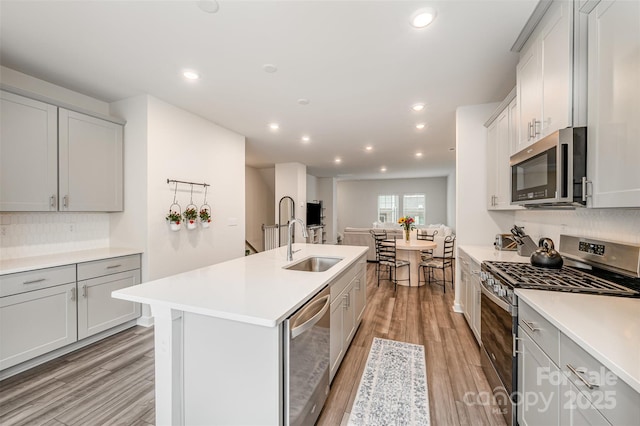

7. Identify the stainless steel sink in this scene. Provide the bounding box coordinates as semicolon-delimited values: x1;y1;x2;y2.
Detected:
284;256;344;272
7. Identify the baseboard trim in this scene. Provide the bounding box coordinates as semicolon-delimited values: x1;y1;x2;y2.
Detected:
136;315;154;327
452;302;463;313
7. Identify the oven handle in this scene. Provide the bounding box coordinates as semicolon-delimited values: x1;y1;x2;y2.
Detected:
291;295;331;339
480;283;512;314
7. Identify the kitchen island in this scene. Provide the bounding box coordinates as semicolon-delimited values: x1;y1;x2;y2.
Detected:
112;243;367;426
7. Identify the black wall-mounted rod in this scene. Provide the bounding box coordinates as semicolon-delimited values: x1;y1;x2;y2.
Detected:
167;179;209;188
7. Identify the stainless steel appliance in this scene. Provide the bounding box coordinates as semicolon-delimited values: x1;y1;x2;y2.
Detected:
510;127;587;207
479;235;640;425
494;234;517;251
284;286;331;426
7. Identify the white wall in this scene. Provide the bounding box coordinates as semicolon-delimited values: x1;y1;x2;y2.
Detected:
336;177;448;231
306;174;318;201
455;103;515;248
318;177;337;244
145;96;245;281
446;171;457;233
245;166;275;252
275;163;307;241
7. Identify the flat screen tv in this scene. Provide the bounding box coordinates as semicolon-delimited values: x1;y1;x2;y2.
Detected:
306;202;322;226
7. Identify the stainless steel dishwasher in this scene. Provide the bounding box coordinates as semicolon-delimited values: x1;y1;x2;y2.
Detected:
284;286;331;426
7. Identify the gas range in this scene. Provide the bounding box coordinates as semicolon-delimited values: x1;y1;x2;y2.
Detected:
480;235;640;306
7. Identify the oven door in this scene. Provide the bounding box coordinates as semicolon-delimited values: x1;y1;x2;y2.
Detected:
480;284;516;425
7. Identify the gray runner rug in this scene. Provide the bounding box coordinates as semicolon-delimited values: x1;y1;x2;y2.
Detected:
348;337;430;425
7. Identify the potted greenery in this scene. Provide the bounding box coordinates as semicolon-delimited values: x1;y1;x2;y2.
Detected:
184;207;198;230
166;210;181;231
199;208;211;228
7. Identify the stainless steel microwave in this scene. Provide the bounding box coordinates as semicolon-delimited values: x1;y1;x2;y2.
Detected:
510;127;587;207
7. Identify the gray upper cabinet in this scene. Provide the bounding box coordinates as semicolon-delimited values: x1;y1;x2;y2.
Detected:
0;90;124;212
586;0;640;208
59;109;123;211
515;1;576;153
0;91;58;211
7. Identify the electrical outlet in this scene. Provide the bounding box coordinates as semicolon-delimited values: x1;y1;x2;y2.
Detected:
0;226;6;236
69;224;74;232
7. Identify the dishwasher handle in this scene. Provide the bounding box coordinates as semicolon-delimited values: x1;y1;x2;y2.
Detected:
291;295;331;339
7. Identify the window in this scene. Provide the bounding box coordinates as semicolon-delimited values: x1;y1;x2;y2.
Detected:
377;195;399;224
403;194;426;225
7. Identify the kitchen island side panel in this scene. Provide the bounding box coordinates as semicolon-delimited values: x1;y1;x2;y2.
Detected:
183;312;282;425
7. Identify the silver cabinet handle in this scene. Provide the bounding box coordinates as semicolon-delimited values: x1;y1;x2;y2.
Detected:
522;319;539;332
82;284;87;298
567;364;600;389
63;195;69;208
355;279;361;290
513;335;523;356
23;278;46;285
106;264;122;269
71;287;76;301
527;122;532;141
582;177;592;202
50;195;57;208
533;119;540;137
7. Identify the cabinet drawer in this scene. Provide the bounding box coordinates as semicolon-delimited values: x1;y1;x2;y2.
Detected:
77;254;140;281
330;258;365;301
560;333;640;425
0;265;76;298
518;300;560;364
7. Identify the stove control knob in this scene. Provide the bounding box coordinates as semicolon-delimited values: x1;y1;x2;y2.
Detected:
499;288;507;297
480;271;487;281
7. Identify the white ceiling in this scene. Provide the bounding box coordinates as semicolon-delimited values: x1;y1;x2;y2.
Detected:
0;0;536;180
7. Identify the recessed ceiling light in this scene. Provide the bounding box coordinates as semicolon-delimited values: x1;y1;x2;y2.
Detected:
297;98;310;105
416;123;426;130
197;0;219;13
263;64;278;73
269;123;279;130
183;70;200;80
415;152;423;158
411;8;437;28
412;103;425;112
301;136;310;143
335;157;342;164
380;167;387;172
365;145;373;151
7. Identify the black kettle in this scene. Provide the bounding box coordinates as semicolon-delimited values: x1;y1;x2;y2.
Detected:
530;238;564;269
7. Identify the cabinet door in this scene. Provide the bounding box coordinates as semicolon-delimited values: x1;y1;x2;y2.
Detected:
517;326;560;426
58;109;123;212
77;269;140;339
329;298;344;381
0;91;58;212
353;266;366;324
470;273;481;343
486;119;499;209
560;381;611;425
540;1;572;137
342;282;356;348
517;43;542;151
0;283;77;369
587;0;640;207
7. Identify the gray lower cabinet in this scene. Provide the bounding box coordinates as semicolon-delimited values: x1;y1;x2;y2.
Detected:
329;255;366;381
76;255;141;339
518;299;639;425
0;254;141;372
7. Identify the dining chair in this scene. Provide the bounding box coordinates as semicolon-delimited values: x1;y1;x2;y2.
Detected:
418;235;455;292
416;229;438;261
370;229;387;274
378;237;411;290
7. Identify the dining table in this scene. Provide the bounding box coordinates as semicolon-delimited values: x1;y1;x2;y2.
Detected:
393;236;437;287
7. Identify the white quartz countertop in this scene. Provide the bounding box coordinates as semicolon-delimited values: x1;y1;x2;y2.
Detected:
459;245;530;265
113;243;368;328
516;289;640;394
0;247;143;275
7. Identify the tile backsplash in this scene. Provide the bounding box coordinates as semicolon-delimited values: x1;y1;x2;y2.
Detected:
0;213;110;260
514;208;640;246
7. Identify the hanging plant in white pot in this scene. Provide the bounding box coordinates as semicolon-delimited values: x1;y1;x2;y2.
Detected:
183;206;198;230
199;206;212;228
166;210;182;231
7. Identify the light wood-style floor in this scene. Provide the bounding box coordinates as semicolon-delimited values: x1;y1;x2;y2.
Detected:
317;263;506;426
0;263;505;426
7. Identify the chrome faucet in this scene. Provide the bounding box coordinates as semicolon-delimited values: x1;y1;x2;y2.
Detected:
287;218;309;261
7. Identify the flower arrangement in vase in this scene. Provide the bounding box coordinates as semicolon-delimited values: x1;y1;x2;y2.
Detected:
398;216;415;242
183;207;198;230
166;210;182;231
199;208;211;228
